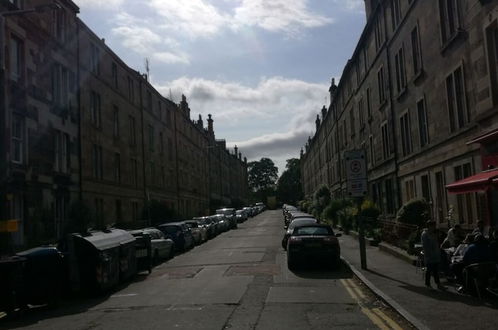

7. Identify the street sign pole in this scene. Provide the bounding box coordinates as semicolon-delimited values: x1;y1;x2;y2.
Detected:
345;150;368;270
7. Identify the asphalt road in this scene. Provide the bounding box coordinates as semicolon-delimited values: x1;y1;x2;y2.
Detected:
1;210;412;330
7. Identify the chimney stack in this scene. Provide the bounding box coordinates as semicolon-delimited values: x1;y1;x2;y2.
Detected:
180;94;190;118
207;114;213;135
315;114;321;131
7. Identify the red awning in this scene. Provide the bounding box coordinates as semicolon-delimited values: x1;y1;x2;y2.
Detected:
446;169;498;194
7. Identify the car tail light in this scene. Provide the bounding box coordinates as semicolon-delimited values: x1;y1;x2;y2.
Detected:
323;237;338;244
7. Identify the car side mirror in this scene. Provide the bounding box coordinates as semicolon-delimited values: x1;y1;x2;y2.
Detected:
335;233;342;237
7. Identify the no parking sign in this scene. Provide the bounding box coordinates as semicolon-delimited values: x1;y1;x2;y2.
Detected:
344;150;367;197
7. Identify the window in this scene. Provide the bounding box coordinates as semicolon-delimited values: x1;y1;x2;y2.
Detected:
92;144;103;180
358;97;365;129
90;43;100;75
391;0;401;30
54;130;70;173
421;174;431;202
160;132;164;153
366;87;372;118
53;8;66;42
90;91;101;128
369;135;374;167
411;26;422;75
8;0;23;8
9;35;23;82
377;66;386;104
111;62;118;88
131;201;139;221
11;115;24;164
454;163;474;224
52;64;69;106
400;111;412;156
374;16;384;51
129;116;136;146
158;101;162;120
394;46;407;94
114;153;121;183
446;66;468;132
131;158;138;187
485;21;498;105
115;200;122;223
127;76;134;102
435;172;446;222
381;122;391;160
417;98;429;147
439;0;460;44
350;109;355;137
150;161;155;183
148;125;154;151
405;179;416;201
161;166;166;187
113;106;119;138
95;198;104;227
147;91;153;111
385;178;395;214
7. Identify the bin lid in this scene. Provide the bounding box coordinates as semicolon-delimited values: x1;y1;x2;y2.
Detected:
74;229;135;251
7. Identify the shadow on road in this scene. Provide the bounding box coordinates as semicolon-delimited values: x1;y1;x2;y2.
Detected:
289;261;353;280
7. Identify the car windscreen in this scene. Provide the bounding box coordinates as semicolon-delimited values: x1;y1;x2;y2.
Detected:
289;219;317;229
293;226;333;236
162;226;179;234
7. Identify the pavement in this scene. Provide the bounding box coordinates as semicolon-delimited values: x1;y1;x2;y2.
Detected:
339;233;498;330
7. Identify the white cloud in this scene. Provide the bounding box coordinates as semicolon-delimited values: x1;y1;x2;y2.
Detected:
75;0;124;10
233;0;333;36
154;76;328;172
332;0;364;11
153;52;190;65
148;0;230;38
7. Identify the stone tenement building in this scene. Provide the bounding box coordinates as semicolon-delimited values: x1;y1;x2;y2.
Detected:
0;0;248;249
301;0;498;229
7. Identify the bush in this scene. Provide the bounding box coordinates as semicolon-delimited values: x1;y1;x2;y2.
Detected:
338;206;357;233
312;184;331;220
359;199;381;219
396;198;430;226
322;199;352;227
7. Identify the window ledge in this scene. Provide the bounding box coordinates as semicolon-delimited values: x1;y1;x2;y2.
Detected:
378;99;388;111
396;87;408;101
412;69;425;84
440;30;465;55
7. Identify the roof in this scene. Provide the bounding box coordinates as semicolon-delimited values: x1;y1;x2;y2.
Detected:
446;169;498;194
73;229;135;251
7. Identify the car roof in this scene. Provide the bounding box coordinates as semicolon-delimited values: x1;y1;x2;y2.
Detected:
289;218;317;227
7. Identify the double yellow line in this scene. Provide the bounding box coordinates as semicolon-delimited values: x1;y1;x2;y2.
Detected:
340;278;404;330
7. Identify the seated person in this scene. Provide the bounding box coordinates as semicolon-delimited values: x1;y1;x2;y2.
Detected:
441;224;465;249
457;234;492;293
489;227;498;263
449;234;473;284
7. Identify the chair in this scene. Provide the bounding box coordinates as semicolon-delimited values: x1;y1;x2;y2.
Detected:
416;251;426;279
462;262;497;299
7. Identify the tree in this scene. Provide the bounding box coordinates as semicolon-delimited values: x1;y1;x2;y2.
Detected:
276;158;303;205
248;158;278;202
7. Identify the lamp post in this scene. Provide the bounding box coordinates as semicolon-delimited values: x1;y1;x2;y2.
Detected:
0;3;61;249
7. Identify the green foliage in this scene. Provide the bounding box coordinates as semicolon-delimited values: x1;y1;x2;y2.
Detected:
276;158;303;205
248;158;278;192
338;206;357;233
312;184;331;219
298;199;312;213
396;198;430;226
359;199;381;219
322;199;351;226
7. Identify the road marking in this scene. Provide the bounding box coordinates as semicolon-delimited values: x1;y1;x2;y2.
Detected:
372;308;404;330
167;306;203;311
340;278;403;330
0;312;6;319
111;293;138;298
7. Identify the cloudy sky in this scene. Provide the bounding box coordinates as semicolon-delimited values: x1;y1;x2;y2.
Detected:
74;0;366;173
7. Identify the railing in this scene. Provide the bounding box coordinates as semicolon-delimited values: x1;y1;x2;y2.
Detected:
379;219;419;249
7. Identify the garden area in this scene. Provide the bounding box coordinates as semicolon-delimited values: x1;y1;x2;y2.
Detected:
298;184;432;255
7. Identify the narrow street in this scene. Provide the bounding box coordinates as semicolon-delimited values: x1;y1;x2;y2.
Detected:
1;211;412;330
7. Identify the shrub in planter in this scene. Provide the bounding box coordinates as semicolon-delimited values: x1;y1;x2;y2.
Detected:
338;206;357;233
312;184;331;220
396;198;430;226
359;199;381;240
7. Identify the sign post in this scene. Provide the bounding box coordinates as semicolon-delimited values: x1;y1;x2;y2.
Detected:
345;150;368;269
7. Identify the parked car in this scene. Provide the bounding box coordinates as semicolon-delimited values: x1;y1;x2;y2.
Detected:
235;210;248;223
216;208;237;229
130;228;174;263
185;220;207;244
157;222;194;252
281;217;318;250
284;211;314;228
286;224;342;270
194;216;217;238
212;214;230;232
243;207;254;217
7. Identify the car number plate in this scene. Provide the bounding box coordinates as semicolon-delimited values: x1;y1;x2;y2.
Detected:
306;242;321;248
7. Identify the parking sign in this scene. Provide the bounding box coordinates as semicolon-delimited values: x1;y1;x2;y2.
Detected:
344;150;367;197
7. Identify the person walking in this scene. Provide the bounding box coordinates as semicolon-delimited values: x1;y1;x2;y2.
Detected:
421;220;446;290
